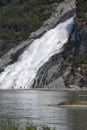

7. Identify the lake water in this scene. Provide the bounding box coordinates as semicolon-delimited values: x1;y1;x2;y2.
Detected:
0;90;87;130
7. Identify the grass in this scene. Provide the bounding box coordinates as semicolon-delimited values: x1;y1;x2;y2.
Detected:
58;100;87;105
0;119;55;130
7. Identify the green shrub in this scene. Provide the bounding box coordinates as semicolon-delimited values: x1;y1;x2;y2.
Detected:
0;0;62;42
74;54;87;66
0;0;63;57
0;119;54;130
76;0;87;22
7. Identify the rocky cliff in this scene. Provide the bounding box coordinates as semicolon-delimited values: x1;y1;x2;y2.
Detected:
0;0;86;89
33;0;87;89
0;0;75;68
64;0;87;88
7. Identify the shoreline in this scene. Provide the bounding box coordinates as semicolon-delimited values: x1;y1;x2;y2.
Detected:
58;104;87;109
57;99;87;108
0;87;87;91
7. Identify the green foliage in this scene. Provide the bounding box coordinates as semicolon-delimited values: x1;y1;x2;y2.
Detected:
23;123;37;130
0;119;18;130
0;119;55;130
43;126;54;130
0;0;62;42
61;60;70;67
76;0;87;30
0;0;11;7
74;54;87;66
76;0;87;22
73;0;87;67
0;0;63;57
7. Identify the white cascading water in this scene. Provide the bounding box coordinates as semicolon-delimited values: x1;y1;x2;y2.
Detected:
0;18;74;89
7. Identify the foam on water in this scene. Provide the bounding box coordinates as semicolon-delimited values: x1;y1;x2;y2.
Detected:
0;18;74;89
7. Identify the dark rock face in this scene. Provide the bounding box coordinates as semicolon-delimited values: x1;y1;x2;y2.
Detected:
71;24;80;54
63;26;87;88
32;52;72;88
0;40;8;52
63;24;87;88
79;29;87;54
32;54;64;88
33;14;87;88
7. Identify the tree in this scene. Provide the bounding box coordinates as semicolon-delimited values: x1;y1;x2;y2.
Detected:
0;0;11;7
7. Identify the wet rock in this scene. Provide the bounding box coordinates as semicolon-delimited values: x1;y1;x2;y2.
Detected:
0;39;33;68
68;85;80;90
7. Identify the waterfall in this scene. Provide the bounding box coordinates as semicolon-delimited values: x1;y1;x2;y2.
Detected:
0;18;74;89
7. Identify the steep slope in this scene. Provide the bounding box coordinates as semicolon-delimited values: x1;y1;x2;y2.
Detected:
64;0;87;88
0;0;75;89
0;0;64;57
0;0;86;89
0;18;74;89
0;0;75;69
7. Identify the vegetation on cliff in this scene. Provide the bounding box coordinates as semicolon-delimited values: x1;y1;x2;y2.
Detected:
76;0;87;23
64;0;87;65
75;0;87;65
63;0;87;87
0;0;63;57
0;0;62;42
74;0;87;67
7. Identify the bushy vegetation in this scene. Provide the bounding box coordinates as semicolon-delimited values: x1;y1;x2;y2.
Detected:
0;0;62;42
63;0;87;69
0;119;54;130
76;0;87;22
0;0;63;57
74;0;87;67
58;100;87;105
74;54;87;67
